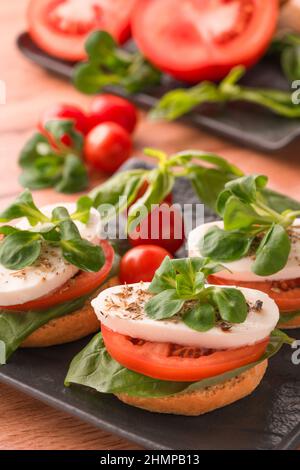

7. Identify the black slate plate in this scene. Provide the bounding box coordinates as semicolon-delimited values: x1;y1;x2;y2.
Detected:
0;332;299;450
0;159;300;450
17;32;300;155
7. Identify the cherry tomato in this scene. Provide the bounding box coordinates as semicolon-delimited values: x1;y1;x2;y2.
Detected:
28;0;136;61
132;0;278;82
120;245;172;284
88;94;138;134
2;240;114;311
39;103;88;135
129;203;184;254
84;122;132;173
102;325;269;382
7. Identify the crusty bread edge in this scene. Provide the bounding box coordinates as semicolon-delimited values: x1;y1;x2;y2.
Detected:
116;360;268;416
21;276;119;348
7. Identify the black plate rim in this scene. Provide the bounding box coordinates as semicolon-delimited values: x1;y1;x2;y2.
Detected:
16;32;300;153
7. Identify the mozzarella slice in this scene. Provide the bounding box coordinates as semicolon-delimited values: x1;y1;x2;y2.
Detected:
0;203;101;306
92;282;279;349
188;219;300;282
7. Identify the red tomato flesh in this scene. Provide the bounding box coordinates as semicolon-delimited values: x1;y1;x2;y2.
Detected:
88;95;138;134
129;203;185;254
102;325;269;382
132;0;278;82
2;240;114;312
209;275;300;314
28;0;136;61
120;245;172;284
39;103;88;135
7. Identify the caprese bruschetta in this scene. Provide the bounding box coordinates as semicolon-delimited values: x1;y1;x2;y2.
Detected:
65;256;291;416
188;174;300;329
0;190;119;362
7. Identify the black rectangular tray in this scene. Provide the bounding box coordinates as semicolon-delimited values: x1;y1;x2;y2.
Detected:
0;331;300;450
17;32;300;155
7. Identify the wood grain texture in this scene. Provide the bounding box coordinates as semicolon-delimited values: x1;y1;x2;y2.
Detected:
0;0;300;451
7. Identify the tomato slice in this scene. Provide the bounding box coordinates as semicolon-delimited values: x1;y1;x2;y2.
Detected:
102;325;269;382
27;0;136;61
131;0;278;82
209;275;300;313
2;240;114;312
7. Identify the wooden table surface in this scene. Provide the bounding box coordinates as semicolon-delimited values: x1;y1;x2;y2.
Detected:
1;0;300;451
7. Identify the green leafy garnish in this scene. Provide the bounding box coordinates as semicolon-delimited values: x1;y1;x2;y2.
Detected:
145;256;247;330
201;173;300;276
65;330;293;398
0;191;103;272
19;120;88;194
270;33;300;82
150;66;300;121
74;31;161;95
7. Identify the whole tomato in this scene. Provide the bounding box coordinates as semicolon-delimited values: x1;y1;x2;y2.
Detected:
84;122;132;173
120;245;173;284
88;94;138;134
128;203;185;254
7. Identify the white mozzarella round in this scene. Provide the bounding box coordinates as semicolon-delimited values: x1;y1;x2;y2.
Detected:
188;219;300;282
0;203;101;306
92;282;279;350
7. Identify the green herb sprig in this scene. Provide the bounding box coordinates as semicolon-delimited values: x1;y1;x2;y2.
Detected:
270;33;300;82
90;147;300;231
144;256;248;332
0;191;104;272
150;66;300;121
200;174;300;276
74;31;162;95
19;120;88;194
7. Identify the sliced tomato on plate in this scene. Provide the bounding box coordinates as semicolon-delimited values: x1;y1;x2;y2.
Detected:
28;0;136;61
209;275;300;313
2;240;114;312
102;325;269;382
131;0;278;82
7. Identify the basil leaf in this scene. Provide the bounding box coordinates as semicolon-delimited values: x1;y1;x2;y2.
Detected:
19;133;55;168
127;169;174;233
52;207;81;239
0;189;48;225
183;303;215;332
0;231;41;270
279;309;300;326
176;272;205;299
252;224;291;276
225;175;268;203
0;226;20;236
90;170;146;223
45;120;83;155
65;330;290;398
74;31;161;95
0;293;91;362
211;287;248;324
55;154;88;194
189;166;237;211
148;256;176;293
222;195;267;231
60;239;105;272
72;196;93;224
200;226;252;262
144;290;184;320
262;188;300;213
